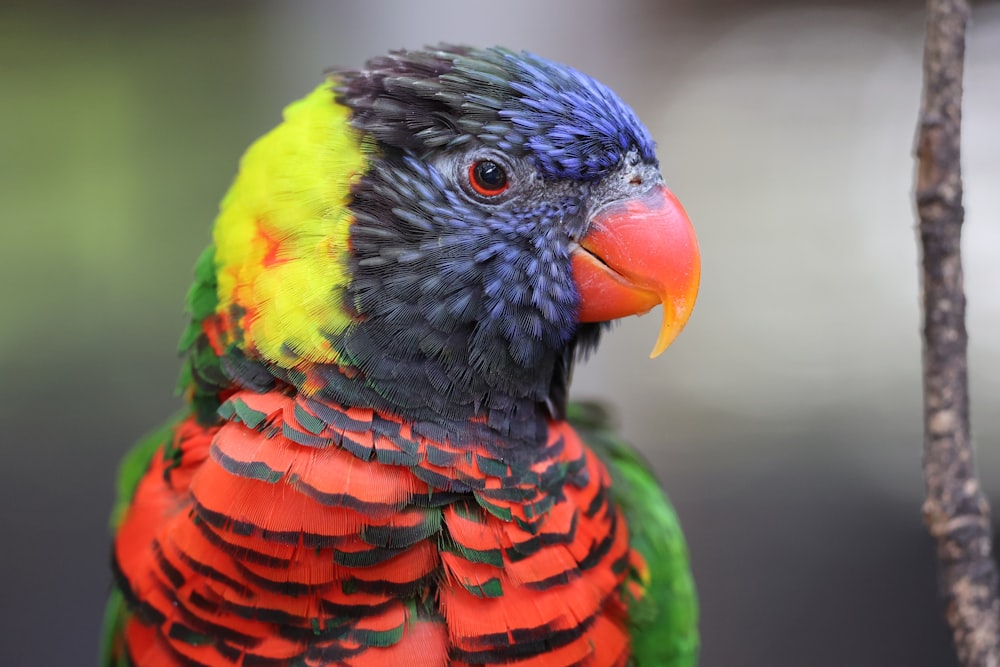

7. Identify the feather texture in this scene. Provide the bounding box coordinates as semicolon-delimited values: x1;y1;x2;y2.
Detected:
107;45;698;666
111;397;633;665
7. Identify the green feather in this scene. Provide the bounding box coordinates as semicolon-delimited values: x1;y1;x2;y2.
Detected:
177;245;225;423
98;588;129;667
176;244;218;362
569;402;699;667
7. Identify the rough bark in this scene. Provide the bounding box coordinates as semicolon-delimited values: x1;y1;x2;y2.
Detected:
916;1;1000;666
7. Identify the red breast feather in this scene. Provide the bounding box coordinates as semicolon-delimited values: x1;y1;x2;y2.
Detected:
114;391;631;666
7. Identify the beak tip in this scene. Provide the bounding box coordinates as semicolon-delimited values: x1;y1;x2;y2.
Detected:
648;311;678;359
648;289;698;359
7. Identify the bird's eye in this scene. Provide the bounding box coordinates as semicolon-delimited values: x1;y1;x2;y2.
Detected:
468;160;509;197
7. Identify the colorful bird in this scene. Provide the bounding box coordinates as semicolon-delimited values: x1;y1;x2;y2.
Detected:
102;45;700;667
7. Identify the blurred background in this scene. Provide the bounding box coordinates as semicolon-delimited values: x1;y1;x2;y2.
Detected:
2;0;999;664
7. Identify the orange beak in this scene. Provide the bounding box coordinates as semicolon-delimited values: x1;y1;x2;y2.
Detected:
572;185;700;358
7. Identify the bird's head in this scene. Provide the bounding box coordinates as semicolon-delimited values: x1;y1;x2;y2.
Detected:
187;46;700;440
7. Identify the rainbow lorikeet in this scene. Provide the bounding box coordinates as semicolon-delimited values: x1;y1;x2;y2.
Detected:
102;46;701;667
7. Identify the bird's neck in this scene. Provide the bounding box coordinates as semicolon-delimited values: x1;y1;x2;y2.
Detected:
186;306;600;446
249;343;567;449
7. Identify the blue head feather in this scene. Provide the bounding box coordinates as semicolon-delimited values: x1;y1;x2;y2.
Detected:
323;46;656;443
489;50;656;179
338;46;657;181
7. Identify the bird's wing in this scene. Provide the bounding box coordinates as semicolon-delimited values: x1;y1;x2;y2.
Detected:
100;414;185;667
569;401;699;667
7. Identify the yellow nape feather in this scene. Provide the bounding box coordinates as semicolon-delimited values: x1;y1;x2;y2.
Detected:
212;82;367;368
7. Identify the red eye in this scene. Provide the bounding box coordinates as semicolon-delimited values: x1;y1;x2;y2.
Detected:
469;160;509;197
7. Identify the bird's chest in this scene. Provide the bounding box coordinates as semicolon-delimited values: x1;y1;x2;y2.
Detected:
119;393;632;665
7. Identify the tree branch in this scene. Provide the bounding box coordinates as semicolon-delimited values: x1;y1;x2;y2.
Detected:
916;1;1000;665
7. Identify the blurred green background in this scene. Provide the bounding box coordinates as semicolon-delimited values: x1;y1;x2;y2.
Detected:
3;0;1000;664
